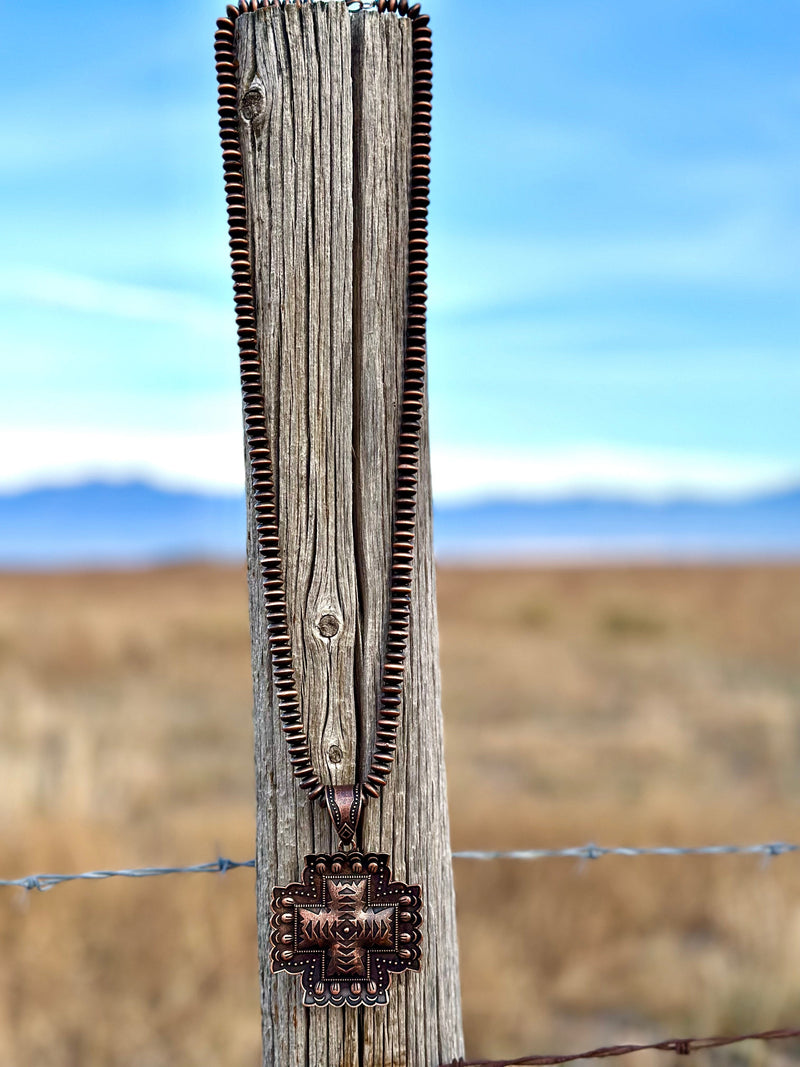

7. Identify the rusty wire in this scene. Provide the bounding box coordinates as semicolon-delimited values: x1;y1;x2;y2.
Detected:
443;1029;800;1067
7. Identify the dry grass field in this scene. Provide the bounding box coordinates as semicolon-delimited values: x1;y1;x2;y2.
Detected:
2;563;800;1066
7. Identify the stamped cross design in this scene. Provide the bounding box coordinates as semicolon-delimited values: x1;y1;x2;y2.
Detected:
270;851;423;1007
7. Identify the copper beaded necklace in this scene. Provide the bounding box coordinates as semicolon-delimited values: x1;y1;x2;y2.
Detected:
215;0;431;1008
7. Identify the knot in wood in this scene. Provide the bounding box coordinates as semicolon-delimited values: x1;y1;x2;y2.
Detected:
318;613;341;638
240;87;265;122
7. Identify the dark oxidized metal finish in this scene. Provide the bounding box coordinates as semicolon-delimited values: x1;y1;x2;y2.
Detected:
324;785;365;846
215;0;432;1006
271;852;422;1007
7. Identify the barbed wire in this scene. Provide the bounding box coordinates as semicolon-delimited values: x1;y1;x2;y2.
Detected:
453;841;800;861
6;851;800;1067
2;841;799;893
0;857;255;893
442;1028;800;1067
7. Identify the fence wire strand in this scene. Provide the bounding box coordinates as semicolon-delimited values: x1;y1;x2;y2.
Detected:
443;1028;800;1066
0;857;255;893
5;849;800;1066
453;842;800;861
2;842;799;893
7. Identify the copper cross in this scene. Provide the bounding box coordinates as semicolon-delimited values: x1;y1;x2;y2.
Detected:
270;851;422;1007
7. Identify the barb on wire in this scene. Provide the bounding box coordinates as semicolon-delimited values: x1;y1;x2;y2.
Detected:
452;842;800;862
0;857;255;893
2;841;799;894
442;1027;800;1067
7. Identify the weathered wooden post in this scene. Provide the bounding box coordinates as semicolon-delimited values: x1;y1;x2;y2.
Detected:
216;2;463;1064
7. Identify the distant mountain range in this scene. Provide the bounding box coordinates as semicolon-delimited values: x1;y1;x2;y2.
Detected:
0;480;798;567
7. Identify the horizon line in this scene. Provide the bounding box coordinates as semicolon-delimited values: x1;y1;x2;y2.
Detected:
1;473;799;508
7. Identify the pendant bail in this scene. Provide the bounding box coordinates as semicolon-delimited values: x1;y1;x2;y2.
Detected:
324;784;365;846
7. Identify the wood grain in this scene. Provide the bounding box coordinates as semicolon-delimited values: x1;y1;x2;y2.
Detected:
237;4;463;1064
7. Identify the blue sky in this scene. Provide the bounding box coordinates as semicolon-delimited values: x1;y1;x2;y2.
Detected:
1;0;799;500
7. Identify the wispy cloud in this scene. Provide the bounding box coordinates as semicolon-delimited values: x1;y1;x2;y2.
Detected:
0;427;244;495
430;444;799;503
0;269;232;337
0;105;211;174
430;213;799;317
0;426;795;503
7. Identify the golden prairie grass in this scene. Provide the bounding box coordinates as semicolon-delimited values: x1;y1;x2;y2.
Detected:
2;564;800;1065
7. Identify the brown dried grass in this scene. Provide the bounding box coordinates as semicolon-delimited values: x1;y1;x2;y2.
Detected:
2;564;800;1065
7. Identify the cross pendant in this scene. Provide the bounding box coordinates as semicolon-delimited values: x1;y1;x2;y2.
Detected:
270;851;423;1007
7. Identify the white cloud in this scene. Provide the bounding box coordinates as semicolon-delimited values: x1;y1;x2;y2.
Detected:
430;443;799;503
0;427;245;495
430;213;800;317
0;268;232;337
0;426;796;503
